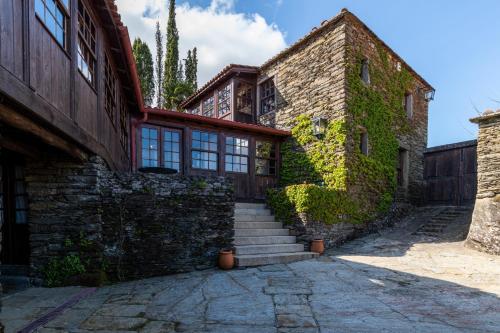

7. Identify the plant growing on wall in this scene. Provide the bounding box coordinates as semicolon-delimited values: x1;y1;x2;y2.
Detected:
268;45;413;225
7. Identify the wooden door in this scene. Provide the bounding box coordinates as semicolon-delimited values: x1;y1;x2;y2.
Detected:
424;144;477;206
1;153;30;265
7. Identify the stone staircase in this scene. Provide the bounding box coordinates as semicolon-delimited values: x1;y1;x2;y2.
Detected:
233;203;318;267
412;206;473;237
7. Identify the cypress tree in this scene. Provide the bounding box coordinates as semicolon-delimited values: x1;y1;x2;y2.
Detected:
154;21;163;107
163;0;179;108
177;60;184;82
192;47;198;90
132;38;154;106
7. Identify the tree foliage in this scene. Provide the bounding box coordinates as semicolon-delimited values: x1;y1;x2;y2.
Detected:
163;0;179;108
132;38;154;106
184;47;198;91
155;21;163;107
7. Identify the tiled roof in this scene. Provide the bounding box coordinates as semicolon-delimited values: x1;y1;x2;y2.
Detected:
179;64;259;108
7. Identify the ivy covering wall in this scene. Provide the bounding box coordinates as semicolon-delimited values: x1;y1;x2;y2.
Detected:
268;45;414;225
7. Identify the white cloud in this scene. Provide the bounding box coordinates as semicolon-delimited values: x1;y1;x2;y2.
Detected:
115;0;287;88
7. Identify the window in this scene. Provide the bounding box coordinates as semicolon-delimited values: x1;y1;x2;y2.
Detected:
104;55;117;124
77;0;96;86
141;128;159;167
359;132;369;156
397;148;408;187
35;0;68;48
225;137;249;173
259;79;276;115
164;130;181;172
236;82;253;115
217;84;231;116
120;97;128;153
192;130;218;170
256;141;276;176
360;59;370;85
14;166;28;224
404;93;413;119
202;96;215;118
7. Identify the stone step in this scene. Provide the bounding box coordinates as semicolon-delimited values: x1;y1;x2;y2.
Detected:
234;243;305;255
234;208;272;216
235;252;319;267
0;275;32;293
235;215;275;222
234;228;289;237
234;235;296;246
234;221;283;229
235;203;267;209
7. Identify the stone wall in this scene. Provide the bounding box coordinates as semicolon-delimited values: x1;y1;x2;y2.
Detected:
258;18;347;130
100;172;234;280
25;156;234;282
287;203;413;249
344;15;430;205
466;110;500;255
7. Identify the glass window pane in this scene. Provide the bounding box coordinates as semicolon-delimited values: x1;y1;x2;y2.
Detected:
209;161;217;170
210;134;218;143
172;143;179;153
56;8;64;25
46;0;56;14
193;131;200;140
241;164;248;173
164;131;172;141
209;143;217;152
172;132;180;142
192;140;200;149
201;132;209;142
35;0;45;17
242;147;248;156
225;162;232;172
46;13;56;34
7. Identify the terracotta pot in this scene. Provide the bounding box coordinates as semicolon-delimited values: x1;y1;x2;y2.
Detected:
311;239;325;254
218;250;234;270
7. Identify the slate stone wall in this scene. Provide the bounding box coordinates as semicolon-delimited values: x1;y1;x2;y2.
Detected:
344;16;430;205
286;203;413;249
466;111;500;255
25;156;234;281
100;172;234;280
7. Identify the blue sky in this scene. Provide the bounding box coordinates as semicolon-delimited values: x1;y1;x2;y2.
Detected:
120;0;500;147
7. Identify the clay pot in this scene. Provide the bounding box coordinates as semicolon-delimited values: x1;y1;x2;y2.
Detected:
311;239;325;254
218;249;234;270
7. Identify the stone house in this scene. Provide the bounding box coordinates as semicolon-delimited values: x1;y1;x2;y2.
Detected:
0;3;435;286
180;9;434;246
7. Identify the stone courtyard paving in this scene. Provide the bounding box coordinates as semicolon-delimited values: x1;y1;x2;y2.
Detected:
1;212;500;332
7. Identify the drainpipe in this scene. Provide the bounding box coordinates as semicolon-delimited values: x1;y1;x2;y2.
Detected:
131;111;148;171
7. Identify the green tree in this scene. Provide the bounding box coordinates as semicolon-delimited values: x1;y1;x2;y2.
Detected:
169;81;195;110
184;48;198;91
163;0;179;108
177;60;184;82
155;21;163;107
132;38;154;106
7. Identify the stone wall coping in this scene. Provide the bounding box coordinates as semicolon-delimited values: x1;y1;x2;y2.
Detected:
470;110;500;123
424;140;477;154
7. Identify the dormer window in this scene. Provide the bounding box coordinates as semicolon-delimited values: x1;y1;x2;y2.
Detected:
404;93;413;119
360;59;370;85
217;84;231;116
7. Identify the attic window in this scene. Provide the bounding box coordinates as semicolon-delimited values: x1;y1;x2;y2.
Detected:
404;93;413;119
360;59;370;85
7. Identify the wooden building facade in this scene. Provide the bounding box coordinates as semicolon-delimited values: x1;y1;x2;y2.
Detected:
0;0;142;266
134;109;290;201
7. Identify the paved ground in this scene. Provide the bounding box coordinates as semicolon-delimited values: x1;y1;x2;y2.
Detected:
1;207;500;333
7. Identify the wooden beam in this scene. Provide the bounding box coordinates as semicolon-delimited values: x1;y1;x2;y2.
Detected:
0;132;40;159
0;104;87;161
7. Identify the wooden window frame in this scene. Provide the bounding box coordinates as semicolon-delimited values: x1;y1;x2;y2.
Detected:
140;126;160;168
191;130;218;171
34;0;70;50
77;0;97;87
255;141;277;176
404;92;413;119
139;125;183;172
236;81;253;115
163;128;182;172
217;84;231;117
104;53;117;126
202;96;215;118
119;97;128;154
259;78;276;115
225;136;249;174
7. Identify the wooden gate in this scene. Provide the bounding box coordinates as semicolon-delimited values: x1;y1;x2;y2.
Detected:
424;140;477;206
